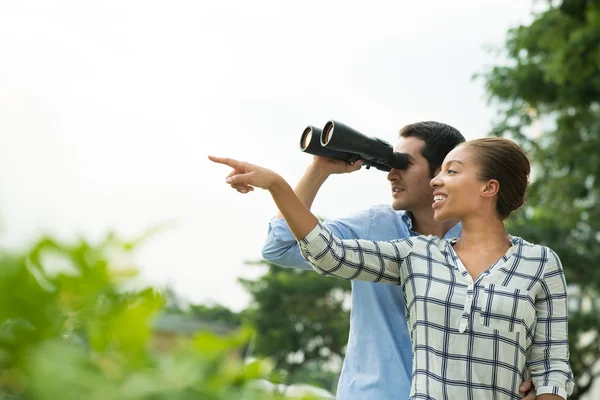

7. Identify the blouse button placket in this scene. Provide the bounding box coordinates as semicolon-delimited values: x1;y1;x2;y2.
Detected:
459;277;474;333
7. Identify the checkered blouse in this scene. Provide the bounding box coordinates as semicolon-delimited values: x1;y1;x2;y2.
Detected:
299;222;574;400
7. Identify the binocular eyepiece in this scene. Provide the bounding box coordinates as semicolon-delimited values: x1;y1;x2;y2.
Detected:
300;120;409;172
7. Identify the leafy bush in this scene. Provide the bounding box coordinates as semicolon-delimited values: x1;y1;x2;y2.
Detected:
0;233;312;399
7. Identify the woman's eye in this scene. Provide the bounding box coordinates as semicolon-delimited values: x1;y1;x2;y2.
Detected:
448;169;457;174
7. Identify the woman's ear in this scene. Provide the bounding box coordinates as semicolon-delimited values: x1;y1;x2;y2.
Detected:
481;179;500;198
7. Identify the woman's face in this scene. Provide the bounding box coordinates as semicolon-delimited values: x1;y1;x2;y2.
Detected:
429;145;492;221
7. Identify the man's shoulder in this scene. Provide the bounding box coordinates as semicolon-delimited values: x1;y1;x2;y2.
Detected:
352;205;412;240
363;205;411;230
331;204;406;226
320;205;410;240
366;204;407;218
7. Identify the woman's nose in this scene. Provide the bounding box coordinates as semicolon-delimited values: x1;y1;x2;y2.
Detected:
430;174;442;188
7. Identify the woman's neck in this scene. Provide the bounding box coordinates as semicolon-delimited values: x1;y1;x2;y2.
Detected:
455;214;511;251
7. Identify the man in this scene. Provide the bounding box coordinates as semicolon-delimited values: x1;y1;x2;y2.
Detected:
241;121;535;399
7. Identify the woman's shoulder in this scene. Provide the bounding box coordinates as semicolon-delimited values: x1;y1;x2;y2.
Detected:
410;234;449;251
510;236;561;265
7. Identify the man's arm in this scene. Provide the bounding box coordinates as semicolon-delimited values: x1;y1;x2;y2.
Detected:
298;222;411;284
272;158;363;218
262;208;371;270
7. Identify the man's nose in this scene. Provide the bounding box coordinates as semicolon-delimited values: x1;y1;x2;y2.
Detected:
387;169;401;181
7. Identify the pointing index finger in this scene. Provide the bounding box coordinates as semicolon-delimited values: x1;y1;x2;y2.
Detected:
207;155;243;168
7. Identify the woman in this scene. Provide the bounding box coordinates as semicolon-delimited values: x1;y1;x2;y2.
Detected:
209;137;574;399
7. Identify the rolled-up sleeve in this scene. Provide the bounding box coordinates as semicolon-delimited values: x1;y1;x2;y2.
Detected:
261;218;313;270
298;222;412;285
527;249;575;399
261;208;372;271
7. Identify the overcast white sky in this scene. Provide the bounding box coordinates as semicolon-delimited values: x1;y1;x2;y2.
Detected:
0;0;538;311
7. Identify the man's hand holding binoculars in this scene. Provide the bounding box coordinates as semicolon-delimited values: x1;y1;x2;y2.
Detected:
310;155;364;175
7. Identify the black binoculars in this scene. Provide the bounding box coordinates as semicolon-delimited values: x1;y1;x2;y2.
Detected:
299;120;409;171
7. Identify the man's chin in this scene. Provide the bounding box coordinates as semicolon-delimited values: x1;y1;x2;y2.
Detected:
391;201;407;211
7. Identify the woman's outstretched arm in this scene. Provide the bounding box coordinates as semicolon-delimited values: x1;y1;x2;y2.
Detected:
209;155;409;284
208;155;319;239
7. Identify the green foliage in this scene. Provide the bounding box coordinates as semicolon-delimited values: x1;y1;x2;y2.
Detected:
239;261;350;386
164;260;349;393
290;362;340;392
480;0;600;397
0;234;312;400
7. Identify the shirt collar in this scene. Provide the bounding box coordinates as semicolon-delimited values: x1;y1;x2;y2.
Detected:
398;210;462;239
399;210;414;231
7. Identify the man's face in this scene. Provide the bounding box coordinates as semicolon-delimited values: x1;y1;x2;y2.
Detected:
387;137;435;212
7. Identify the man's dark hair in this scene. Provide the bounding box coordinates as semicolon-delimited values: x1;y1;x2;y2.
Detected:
399;121;466;177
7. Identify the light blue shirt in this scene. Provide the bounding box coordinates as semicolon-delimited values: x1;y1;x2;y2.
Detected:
261;205;462;400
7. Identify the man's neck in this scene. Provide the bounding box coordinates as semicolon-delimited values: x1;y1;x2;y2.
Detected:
410;207;458;238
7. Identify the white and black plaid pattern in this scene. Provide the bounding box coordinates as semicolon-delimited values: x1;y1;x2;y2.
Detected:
299;223;575;399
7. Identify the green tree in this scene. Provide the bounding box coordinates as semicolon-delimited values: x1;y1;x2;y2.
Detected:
480;0;600;397
239;260;351;389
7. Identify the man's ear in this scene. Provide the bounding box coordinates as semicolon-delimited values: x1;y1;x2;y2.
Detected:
481;179;500;198
432;166;441;178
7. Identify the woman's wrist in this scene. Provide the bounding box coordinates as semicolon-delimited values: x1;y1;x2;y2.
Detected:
267;173;288;194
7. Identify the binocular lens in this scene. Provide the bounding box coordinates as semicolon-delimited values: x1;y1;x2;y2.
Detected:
301;127;312;150
322;121;334;146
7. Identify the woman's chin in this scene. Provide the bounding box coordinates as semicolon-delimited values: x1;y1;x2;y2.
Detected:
433;209;452;222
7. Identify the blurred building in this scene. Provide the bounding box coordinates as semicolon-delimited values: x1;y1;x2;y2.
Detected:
150;313;237;352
